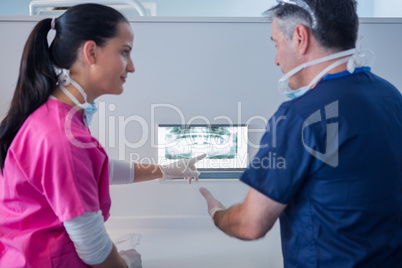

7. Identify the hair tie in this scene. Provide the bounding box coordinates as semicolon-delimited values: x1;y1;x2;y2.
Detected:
51;17;56;30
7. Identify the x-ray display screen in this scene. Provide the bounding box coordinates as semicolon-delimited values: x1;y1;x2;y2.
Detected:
158;125;248;169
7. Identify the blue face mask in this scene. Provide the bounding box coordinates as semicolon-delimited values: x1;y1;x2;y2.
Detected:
56;68;97;126
77;100;98;126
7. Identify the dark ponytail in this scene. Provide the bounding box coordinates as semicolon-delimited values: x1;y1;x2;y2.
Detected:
0;19;56;172
0;4;128;172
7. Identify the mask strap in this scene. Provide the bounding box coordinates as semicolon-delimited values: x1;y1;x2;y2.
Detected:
59;83;81;107
280;48;356;82
55;68;71;86
307;56;352;89
54;67;89;104
70;80;88;103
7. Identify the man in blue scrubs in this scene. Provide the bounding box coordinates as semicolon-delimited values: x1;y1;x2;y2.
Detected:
199;0;402;266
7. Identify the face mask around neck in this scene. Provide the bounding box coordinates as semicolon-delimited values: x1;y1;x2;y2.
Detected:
278;48;357;100
55;68;98;126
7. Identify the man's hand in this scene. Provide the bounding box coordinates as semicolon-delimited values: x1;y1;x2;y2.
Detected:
199;187;226;219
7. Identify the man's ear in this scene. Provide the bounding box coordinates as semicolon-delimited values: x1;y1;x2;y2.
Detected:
292;24;310;55
82;40;97;64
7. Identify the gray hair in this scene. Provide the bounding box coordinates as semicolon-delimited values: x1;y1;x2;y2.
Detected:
266;0;359;51
266;5;312;41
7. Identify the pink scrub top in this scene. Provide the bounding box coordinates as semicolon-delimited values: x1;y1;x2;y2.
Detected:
0;98;111;267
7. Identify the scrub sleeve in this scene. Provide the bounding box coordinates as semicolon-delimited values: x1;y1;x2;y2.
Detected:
240;102;317;204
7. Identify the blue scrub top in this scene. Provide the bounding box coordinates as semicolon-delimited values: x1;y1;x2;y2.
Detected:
240;68;402;267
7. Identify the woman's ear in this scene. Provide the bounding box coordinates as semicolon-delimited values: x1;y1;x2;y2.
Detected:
82;40;97;64
292;24;310;55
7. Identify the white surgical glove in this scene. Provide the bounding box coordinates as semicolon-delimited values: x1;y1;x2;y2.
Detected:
119;249;142;268
159;153;207;184
114;233;142;268
199;187;227;219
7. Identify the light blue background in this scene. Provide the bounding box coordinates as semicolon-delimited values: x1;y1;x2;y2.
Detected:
1;0;401;17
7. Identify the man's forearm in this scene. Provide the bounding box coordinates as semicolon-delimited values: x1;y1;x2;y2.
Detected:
213;204;263;241
201;188;285;241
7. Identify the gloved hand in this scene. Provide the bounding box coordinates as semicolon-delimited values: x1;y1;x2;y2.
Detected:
159;153;207;184
199;187;227;219
119;249;142;268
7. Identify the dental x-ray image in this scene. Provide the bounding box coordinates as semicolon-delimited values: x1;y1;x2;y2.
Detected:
158;125;248;170
164;126;237;160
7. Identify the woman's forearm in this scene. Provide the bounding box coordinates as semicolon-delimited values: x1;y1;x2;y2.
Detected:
91;245;127;268
133;163;162;183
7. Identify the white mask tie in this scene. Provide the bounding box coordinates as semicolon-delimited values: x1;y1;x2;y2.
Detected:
278;47;375;100
55;67;97;126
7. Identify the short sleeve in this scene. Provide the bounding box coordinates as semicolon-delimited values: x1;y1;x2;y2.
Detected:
44;134;108;222
16;109;110;223
240;103;318;204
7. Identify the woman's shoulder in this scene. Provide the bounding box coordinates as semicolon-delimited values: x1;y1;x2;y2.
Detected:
12;99;93;152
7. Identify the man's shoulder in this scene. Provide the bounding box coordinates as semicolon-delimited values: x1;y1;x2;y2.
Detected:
282;71;400;117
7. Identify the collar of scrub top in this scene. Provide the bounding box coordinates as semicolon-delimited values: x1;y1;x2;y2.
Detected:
321;66;371;81
276;0;318;29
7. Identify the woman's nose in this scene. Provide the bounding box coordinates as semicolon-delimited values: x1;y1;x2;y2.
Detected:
127;58;135;73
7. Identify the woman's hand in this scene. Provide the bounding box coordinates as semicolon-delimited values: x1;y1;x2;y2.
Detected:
159;153;207;184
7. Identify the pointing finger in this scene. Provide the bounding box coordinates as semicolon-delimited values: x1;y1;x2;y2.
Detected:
199;187;213;200
187;153;207;166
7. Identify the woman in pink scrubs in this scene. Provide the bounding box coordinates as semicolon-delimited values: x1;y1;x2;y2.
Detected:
0;4;202;268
